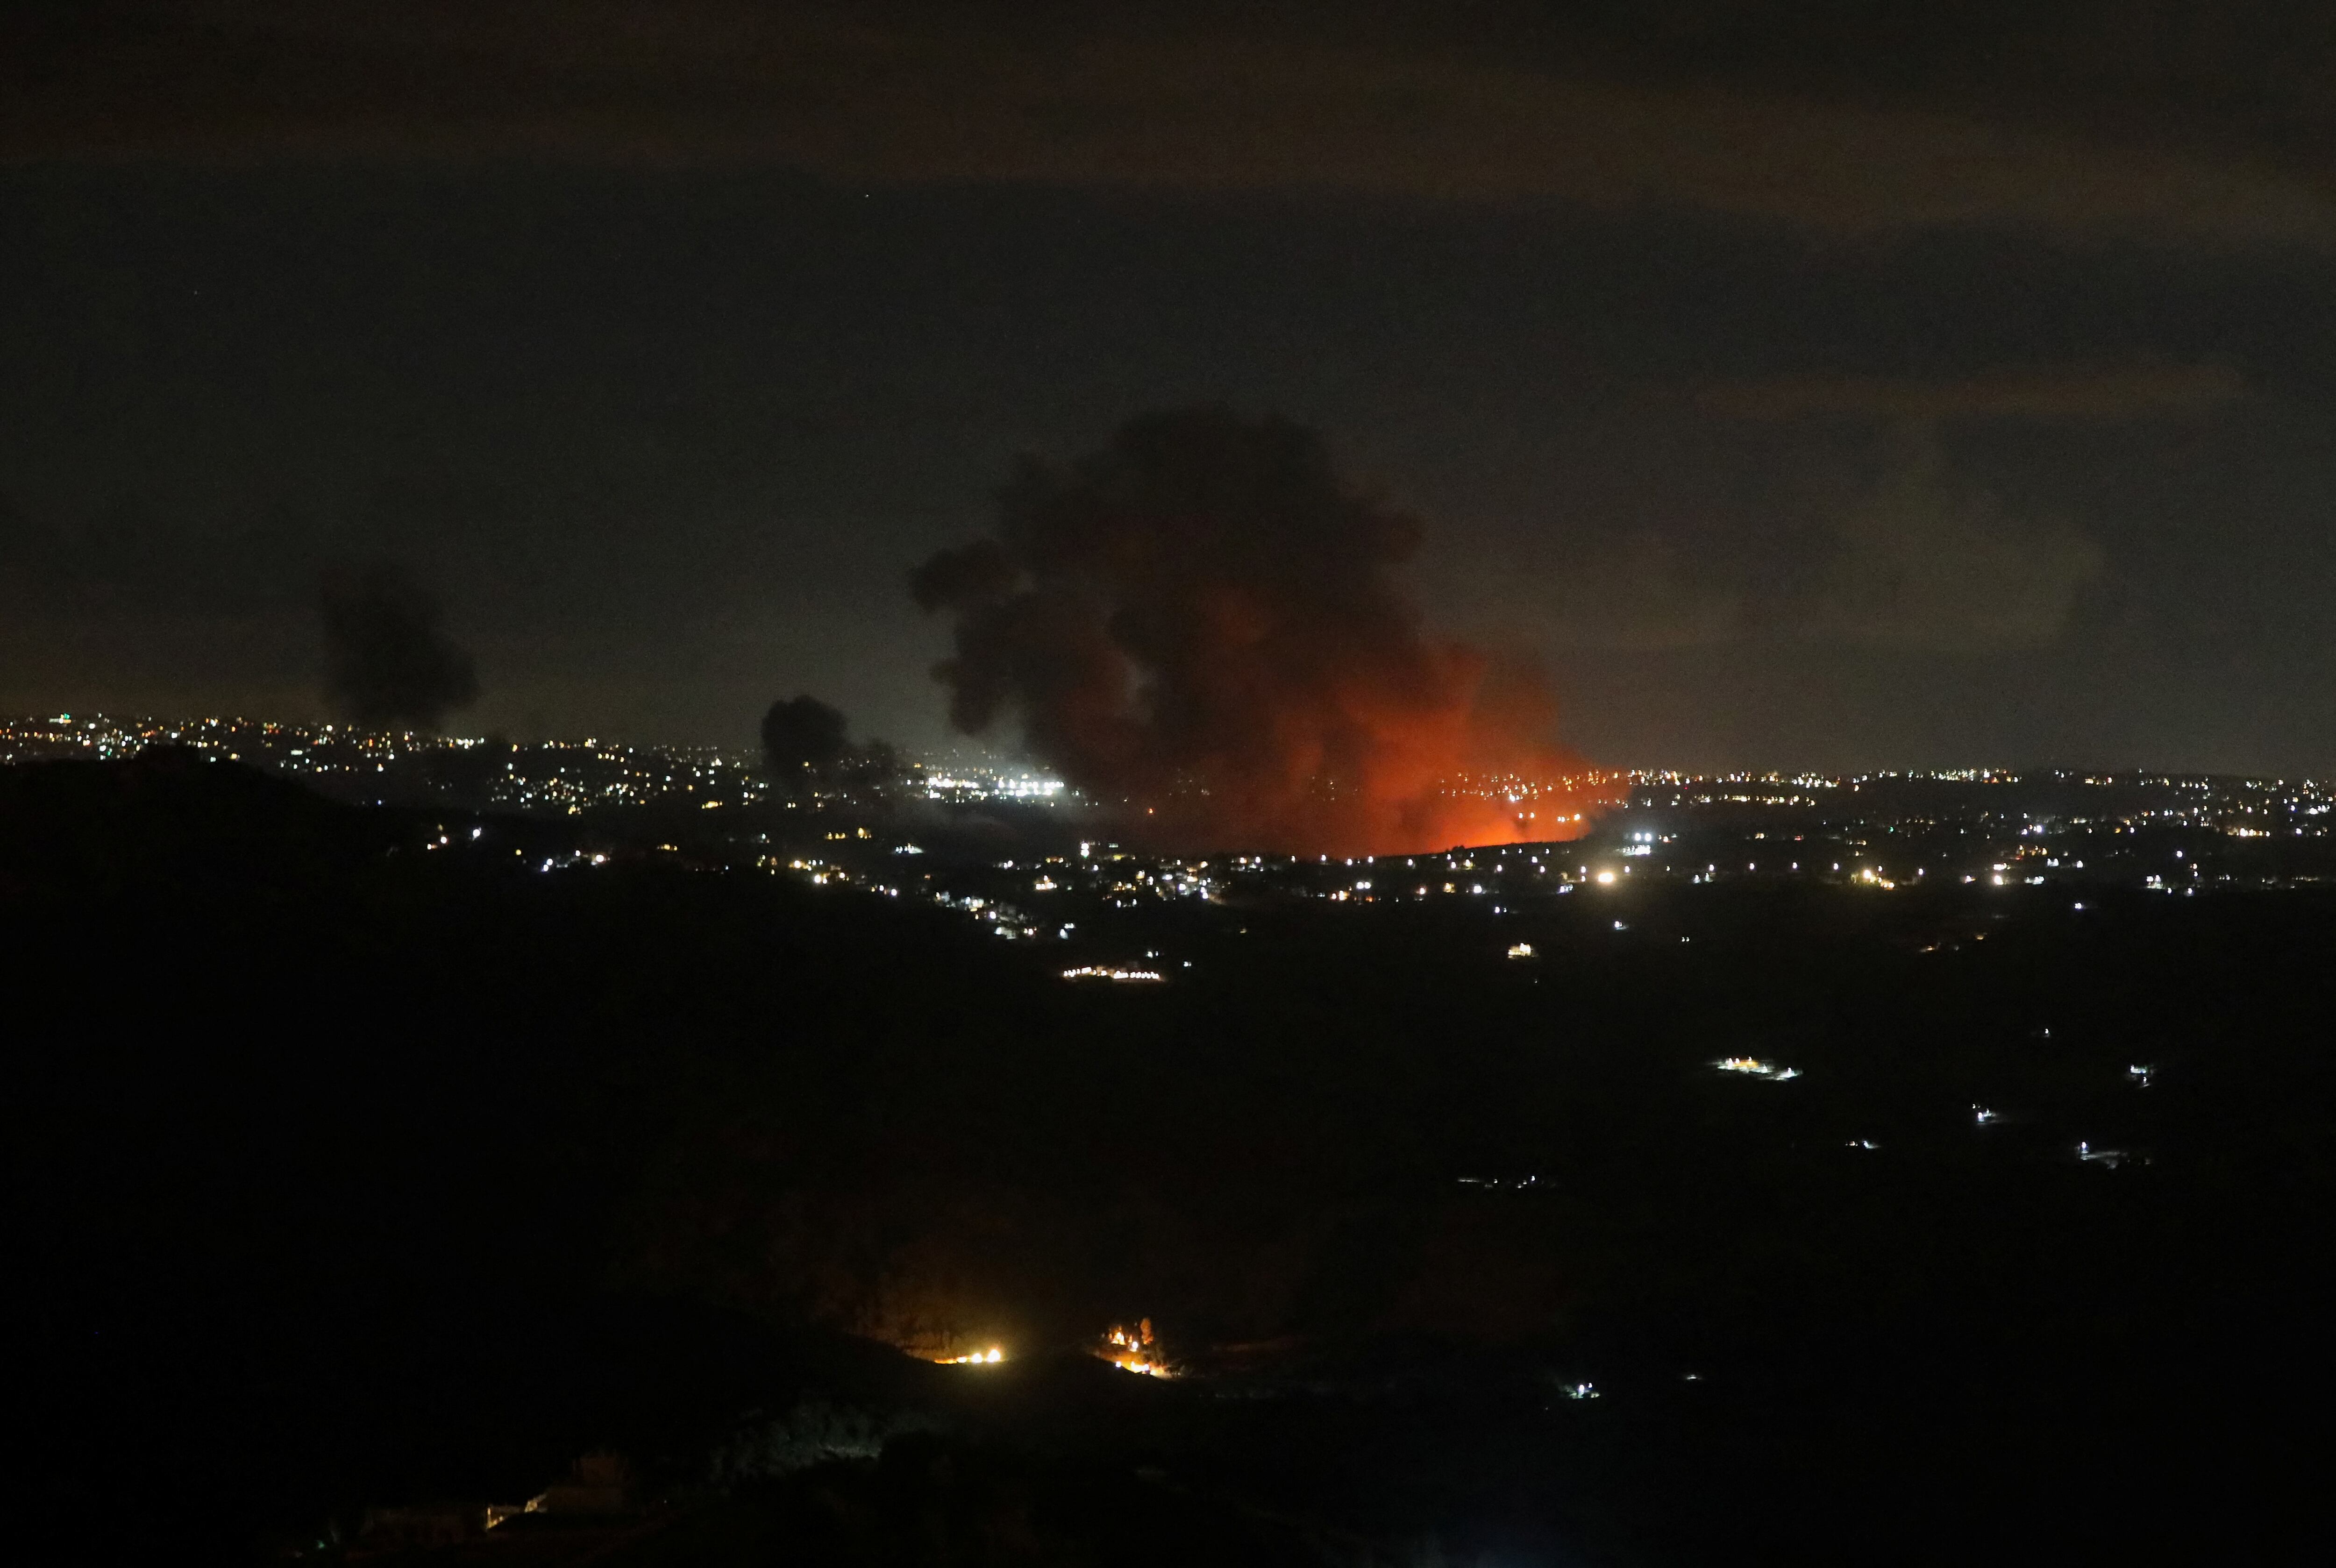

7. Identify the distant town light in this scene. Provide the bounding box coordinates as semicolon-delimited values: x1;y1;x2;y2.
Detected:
1716;1057;1799;1081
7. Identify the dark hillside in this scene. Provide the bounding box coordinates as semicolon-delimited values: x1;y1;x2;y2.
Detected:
5;755;2327;1562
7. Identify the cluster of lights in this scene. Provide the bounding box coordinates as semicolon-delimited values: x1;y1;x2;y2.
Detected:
923;772;1068;801
1715;1057;1801;1081
0;713;781;814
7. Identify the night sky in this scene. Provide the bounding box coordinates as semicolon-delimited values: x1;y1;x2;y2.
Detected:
5;2;2332;773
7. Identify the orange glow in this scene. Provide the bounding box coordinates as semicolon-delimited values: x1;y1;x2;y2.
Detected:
911;410;1618;860
1097;1320;1170;1377
1119;654;1616;857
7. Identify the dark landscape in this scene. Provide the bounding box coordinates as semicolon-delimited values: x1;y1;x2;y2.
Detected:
9;740;2326;1562
9;4;2335;1562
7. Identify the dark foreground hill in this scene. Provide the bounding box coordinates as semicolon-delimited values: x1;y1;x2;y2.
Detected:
5;753;2327;1563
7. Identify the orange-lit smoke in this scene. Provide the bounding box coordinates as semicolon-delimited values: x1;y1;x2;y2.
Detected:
911;408;1599;856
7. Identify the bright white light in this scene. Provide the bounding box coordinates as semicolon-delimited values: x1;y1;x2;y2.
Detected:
1716;1057;1798;1081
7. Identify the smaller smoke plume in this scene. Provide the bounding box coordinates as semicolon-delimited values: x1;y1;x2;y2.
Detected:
761;694;850;780
319;564;479;731
912;407;1589;855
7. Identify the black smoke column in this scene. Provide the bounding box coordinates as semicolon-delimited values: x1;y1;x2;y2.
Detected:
319;564;480;731
762;694;849;787
910;406;1585;854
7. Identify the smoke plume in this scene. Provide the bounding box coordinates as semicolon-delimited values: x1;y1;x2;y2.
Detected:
762;694;849;780
911;408;1590;855
319;564;479;731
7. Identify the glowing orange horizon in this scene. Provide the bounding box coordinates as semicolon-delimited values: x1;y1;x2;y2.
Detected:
1122;767;1623;858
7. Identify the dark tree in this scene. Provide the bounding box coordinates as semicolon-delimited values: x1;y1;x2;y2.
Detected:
319;564;479;731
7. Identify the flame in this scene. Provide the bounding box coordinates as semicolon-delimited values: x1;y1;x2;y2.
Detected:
1098;1320;1170;1377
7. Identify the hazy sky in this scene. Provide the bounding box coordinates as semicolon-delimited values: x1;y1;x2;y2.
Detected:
4;2;2332;773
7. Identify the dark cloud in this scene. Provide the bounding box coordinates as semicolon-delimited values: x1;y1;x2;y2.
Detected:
5;92;2332;775
912;407;1586;855
1698;363;2247;422
318;563;478;731
7;2;2331;241
1792;426;2105;652
1475;426;2103;658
